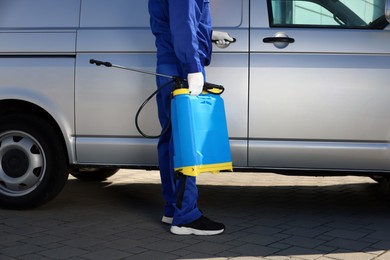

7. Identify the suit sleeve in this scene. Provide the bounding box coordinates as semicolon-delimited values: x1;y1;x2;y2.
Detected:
169;0;203;74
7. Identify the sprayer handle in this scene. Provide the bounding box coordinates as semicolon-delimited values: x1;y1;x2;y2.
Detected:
89;59;112;67
203;82;225;95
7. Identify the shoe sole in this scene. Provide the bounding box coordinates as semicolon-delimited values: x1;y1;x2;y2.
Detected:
170;226;224;236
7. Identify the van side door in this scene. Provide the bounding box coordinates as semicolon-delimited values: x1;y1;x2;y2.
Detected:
208;0;250;167
75;0;158;166
249;0;390;171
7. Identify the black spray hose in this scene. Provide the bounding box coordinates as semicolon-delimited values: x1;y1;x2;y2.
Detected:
135;79;175;138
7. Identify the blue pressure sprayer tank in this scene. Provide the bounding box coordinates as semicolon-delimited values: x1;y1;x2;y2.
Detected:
171;85;233;176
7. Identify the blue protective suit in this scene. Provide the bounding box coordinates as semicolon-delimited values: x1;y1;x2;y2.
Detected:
148;0;212;226
149;0;212;75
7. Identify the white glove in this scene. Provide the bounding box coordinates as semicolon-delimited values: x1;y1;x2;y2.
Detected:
212;30;234;48
187;72;204;96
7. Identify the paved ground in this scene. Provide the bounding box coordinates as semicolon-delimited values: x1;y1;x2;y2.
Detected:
1;170;390;260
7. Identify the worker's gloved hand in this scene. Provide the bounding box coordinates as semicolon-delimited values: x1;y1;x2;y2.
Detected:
212;30;234;48
187;72;204;96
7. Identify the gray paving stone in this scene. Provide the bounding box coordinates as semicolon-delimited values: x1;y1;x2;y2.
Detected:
20;234;65;246
39;246;89;259
324;238;374;251
183;241;232;255
103;238;145;250
370;240;390;250
282;227;329;238
124;246;149;255
284;219;328;229
239;233;283;246
230;243;280;256
314;245;338;253
216;250;242;258
0;255;19;260
316;235;337;242
40;242;65;250
324;229;367;240
0;233;28;244
1;244;45;258
141;239;186;253
124;250;179;260
279;236;325;249
203;230;250;243
242;225;284;235
368;231;390;241
115;228;158;240
169;248;194;257
17;253;56;260
60;236;106;248
82;248;132;260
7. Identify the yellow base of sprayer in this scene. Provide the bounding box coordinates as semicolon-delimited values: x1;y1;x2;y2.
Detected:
174;162;233;177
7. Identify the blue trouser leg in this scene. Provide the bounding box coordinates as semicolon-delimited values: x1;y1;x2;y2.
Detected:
156;64;202;225
156;65;176;218
172;174;201;226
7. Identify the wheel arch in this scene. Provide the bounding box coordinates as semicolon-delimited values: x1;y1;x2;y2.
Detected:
0;99;72;168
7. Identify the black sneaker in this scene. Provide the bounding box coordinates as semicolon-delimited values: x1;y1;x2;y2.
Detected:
170;216;225;235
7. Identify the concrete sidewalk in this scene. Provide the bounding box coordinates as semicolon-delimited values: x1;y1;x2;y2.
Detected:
1;170;390;259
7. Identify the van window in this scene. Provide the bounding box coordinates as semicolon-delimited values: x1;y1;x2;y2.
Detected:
269;0;388;29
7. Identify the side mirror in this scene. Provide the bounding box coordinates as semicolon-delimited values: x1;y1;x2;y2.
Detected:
386;0;390;23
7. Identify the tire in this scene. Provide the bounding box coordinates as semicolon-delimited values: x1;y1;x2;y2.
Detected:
70;168;119;182
0;114;68;209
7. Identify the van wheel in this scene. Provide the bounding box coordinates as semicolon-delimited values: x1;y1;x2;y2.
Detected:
0;114;68;209
70;168;119;182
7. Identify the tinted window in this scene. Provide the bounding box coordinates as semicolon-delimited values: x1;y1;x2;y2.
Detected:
269;0;388;29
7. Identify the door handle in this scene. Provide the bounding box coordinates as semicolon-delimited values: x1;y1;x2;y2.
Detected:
263;32;295;49
263;37;295;43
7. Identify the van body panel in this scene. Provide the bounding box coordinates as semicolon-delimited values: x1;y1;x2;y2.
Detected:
249;140;390;171
0;32;77;54
80;0;149;28
0;0;80;29
77;29;155;53
76;137;158;165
